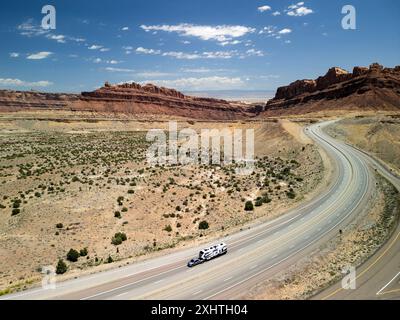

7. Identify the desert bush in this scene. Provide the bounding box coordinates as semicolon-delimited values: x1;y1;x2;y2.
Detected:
164;225;172;232
66;249;79;262
11;208;20;216
111;232;127;245
198;220;209;230
56;223;63;229
80;248;88;257
286;190;296;199
244;201;254;211
114;211;121;218
56;259;67;274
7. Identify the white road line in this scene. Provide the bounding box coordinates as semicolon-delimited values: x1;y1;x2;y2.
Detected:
249;264;258;270
80;265;183;300
192;290;203;296
376;271;400;295
154;279;163;284
224;277;233;282
271;254;278;259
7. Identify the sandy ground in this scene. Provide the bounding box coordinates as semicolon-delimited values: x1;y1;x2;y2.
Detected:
0;114;324;293
326;115;400;176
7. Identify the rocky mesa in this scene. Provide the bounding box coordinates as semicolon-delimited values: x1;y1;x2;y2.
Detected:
263;63;400;115
0;81;260;120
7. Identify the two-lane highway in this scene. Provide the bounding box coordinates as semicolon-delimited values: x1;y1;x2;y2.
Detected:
2;120;398;300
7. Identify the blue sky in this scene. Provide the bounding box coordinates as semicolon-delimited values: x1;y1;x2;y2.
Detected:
0;0;399;93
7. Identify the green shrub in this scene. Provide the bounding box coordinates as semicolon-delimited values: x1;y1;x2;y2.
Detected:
164;225;172;232
80;248;88;257
244;201;254;211
11;208;20;216
114;211;121;218
198;220;209;230
107;255;113;263
56;223;63;229
56;259;67;274
127;189;134;194
286;191;296;199
111;232;127;245
66;249;79;262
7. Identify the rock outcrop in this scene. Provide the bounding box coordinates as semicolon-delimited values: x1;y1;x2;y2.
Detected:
0;82;259;120
264;63;400;115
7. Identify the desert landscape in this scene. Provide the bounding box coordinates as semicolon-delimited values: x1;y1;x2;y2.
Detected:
0;62;399;299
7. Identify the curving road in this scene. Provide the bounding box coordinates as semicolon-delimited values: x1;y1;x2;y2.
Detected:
1;120;398;300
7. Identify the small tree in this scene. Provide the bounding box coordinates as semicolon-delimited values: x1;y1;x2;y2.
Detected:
164;225;172;232
107;255;114;263
198;220;209;230
56;259;67;274
80;248;88;257
56;223;63;229
66;249;79;262
244;201;254;211
111;232;127;245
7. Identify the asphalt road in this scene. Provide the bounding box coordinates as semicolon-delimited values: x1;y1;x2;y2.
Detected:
1;120;398;300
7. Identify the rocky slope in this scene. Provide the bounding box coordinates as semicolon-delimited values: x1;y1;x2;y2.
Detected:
0;82;259;120
263;63;400;115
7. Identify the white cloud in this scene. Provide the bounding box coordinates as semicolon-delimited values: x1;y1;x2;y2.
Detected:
47;34;66;43
26;51;53;60
279;28;292;34
140;23;255;42
272;11;281;16
0;78;52;87
136;47;161;55
10;52;20;58
88;45;103;50
93;58;102;63
258;5;272;12
100;48;110;52
220;40;242;46
181;40;191;44
136;71;173;78
162;51;202;60
138;76;244;90
18;19;85;44
17;19;49;37
105;67;135;72
135;47;261;60
182;68;212;73
245;49;264;57
286;3;313;16
107;60;120;64
121;27;129;31
259;26;292;40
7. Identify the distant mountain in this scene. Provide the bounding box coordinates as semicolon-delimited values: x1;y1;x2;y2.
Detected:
0;81;261;120
262;63;400;116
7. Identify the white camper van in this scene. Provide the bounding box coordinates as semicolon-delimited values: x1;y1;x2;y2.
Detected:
187;242;227;267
